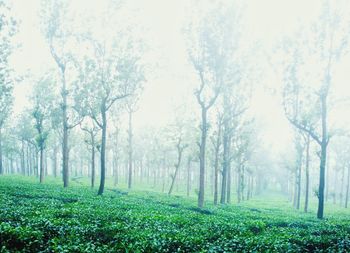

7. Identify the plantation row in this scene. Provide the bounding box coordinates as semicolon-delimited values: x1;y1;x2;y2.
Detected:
0;177;349;252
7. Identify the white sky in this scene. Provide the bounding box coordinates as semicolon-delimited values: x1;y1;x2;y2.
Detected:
9;0;350;157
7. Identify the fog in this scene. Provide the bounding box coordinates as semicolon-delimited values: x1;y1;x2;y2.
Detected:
1;0;350;226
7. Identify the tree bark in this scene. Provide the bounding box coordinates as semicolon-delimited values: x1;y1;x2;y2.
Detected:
97;106;107;195
340;166;345;206
237;165;242;203
113;151;118;186
128;111;133;189
198;107;207;208
52;146;57;178
39;147;44;183
220;130;229;204
187;157;191;197
21;139;25;175
317;95;328;219
296;162;301;210
345;165;350;208
227;160;232;203
61;68;69;188
168;140;185;195
304;135;310;212
91;140;95;188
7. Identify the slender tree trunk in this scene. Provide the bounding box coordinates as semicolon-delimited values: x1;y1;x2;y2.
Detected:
304;135;310;213
62;68;69;188
53;146;57;178
241;166;245;201
296;162;301;210
317;95;328;219
340;166;345;206
198;107;207;208
246;174;250;200
21;139;25;175
237;166;241;203
220;130;229;204
26;143;30;176
333;169;337;205
345;166;350;208
187;157;191;197
227;160;232;203
91;143;95;188
169;166;179;195
128;111;133;189
113;152;118;186
326;152;330;202
39;147;44;183
98;106;107;195
213;151;220;205
169;142;184;195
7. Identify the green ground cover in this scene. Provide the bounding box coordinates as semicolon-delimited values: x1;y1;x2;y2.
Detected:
0;176;349;252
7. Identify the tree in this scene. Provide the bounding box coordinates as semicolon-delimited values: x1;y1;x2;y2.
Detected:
232;120;254;203
41;0;82;187
0;1;17;175
283;1;349;218
125;95;141;189
75;36;144;195
167;112;191;196
80;118;99;188
302;133;311;212
210;111;223;205
30;76;54;183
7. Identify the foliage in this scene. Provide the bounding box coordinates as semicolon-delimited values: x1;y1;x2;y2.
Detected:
0;177;349;252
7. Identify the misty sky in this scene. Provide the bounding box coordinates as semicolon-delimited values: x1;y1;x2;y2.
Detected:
9;0;350;156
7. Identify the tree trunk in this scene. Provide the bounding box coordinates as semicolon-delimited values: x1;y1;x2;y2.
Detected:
304;135;310;213
213;133;220;204
39;147;44;183
113;152;118;186
169;166;179;195
26;143;30;176
326;152;330;202
187;157;191;197
21;139;25;175
53;146;58;177
241;166;245;201
168;142;184;195
62;68;69;188
296;162;301;210
98;106;107;195
345;166;350;208
91;143;95;188
317;95;327;219
237;166;242;203
198;107;207;208
227;161;232;203
128;111;133;189
340;166;345;206
220;129;229;204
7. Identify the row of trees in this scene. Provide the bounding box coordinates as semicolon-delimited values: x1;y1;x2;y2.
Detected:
1;0;349;220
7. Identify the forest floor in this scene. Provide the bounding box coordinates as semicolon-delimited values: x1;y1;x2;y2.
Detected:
0;176;349;252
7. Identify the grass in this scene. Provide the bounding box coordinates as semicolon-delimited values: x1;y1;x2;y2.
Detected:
0;176;349;252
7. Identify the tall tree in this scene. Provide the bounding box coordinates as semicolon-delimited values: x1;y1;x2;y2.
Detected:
210;112;223;205
75;37;144;195
0;1;17;175
125;96;141;189
283;1;349;218
80;119;99;188
42;0;83;187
